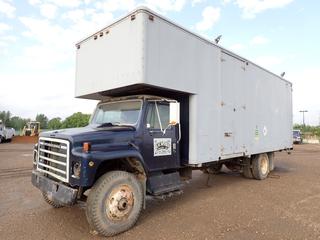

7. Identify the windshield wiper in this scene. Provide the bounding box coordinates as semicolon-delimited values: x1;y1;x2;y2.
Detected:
96;122;135;129
97;122;119;128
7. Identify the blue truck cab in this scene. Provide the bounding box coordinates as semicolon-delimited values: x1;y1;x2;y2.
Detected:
32;95;187;236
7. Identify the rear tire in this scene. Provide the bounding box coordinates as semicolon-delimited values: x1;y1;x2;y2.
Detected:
86;171;143;237
252;154;270;180
268;152;275;171
42;192;64;208
242;157;253;179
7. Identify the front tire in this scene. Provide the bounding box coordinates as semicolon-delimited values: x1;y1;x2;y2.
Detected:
86;171;143;237
252;154;270;180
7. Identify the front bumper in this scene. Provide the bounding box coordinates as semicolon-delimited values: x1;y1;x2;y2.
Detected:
31;171;78;206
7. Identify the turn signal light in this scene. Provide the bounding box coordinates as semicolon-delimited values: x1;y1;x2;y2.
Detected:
83;142;91;152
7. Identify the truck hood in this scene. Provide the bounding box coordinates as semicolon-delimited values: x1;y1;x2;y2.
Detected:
39;125;136;148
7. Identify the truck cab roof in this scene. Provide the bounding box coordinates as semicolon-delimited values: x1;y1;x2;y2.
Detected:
99;94;176;103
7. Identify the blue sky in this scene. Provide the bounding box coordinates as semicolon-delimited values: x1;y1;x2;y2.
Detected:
0;0;319;125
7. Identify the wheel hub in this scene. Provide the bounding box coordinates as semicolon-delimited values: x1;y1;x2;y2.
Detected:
106;185;134;221
261;156;269;175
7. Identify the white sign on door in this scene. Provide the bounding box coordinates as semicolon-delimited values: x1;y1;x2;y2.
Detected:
153;138;172;156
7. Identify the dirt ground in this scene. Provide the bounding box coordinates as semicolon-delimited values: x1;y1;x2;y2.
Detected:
11;136;38;144
0;143;320;240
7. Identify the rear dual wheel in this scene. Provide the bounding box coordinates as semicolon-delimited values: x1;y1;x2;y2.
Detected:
242;153;271;180
252;153;270;180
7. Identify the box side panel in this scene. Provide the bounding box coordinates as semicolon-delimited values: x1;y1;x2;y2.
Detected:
243;63;293;154
143;14;222;164
219;52;292;159
143;13;292;164
75;14;145;98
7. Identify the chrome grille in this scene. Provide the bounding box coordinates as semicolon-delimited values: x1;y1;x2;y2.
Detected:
37;137;70;182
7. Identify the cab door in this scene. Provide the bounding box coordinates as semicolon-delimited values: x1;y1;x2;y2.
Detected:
141;101;180;172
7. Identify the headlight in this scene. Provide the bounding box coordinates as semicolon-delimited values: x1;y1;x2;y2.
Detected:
72;162;81;178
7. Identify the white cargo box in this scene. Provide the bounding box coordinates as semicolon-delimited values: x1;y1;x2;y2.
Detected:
75;7;292;165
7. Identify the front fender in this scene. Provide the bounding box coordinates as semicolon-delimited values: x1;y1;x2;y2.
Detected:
72;149;148;187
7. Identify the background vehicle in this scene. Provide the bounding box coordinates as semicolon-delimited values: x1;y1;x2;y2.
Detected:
293;130;303;144
0;120;15;143
31;7;293;237
22;121;40;136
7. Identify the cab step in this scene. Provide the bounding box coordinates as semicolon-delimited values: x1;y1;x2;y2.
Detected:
147;171;183;196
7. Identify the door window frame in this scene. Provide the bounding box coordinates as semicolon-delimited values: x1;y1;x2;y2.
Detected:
144;101;171;132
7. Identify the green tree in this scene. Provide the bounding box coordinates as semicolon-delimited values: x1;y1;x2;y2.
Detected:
293;124;320;138
0;111;11;125
61;112;90;128
7;116;28;131
48;117;62;130
36;113;49;129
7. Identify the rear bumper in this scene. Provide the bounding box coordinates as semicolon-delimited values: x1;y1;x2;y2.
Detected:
31;171;78;206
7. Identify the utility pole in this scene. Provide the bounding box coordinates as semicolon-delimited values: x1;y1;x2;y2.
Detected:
299;110;308;126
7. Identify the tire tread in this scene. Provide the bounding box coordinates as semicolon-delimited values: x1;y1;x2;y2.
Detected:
86;171;143;237
42;192;64;208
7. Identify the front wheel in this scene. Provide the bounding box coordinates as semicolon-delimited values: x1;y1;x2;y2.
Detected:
42;192;64;208
86;171;143;237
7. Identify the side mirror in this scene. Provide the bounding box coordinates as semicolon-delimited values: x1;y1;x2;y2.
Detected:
169;102;180;125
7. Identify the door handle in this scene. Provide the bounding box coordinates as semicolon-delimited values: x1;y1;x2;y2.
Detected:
149;130;162;134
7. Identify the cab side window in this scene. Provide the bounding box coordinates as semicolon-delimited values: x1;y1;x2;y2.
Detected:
146;102;169;129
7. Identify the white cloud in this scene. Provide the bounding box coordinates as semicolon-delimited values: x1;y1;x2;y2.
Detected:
96;0;136;12
222;0;231;4
62;9;86;22
0;35;17;42
0;22;11;34
0;41;8;47
29;0;41;5
40;3;58;19
0;0;16;18
47;0;81;8
143;0;186;13
28;0;82;8
0;29;16;56
254;55;284;68
229;43;245;51
191;0;206;7
196;6;220;31
250;35;269;45
231;0;294;19
0;70;97;119
289;68;320;125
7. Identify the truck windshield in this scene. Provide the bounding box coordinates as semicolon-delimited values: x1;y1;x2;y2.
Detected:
91;100;142;126
293;130;300;137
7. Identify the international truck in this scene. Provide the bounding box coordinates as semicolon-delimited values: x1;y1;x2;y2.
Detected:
31;7;293;237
